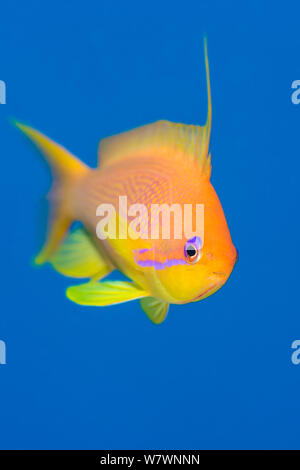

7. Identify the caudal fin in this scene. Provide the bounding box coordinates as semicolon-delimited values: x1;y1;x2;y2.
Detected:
13;121;89;264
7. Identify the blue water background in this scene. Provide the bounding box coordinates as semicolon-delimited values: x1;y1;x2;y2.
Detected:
0;0;299;449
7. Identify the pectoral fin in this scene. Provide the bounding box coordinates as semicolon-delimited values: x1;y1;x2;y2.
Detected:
49;227;112;280
66;281;148;306
140;297;169;324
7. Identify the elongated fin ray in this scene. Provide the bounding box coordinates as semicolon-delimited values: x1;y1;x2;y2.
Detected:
98;38;212;178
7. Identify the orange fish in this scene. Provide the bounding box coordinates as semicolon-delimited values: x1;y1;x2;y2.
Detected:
14;39;237;324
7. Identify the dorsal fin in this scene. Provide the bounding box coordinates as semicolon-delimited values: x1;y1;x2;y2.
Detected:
98;38;212;178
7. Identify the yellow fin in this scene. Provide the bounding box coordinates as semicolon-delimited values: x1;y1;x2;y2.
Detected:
13;121;89;264
34;209;71;265
66;281;148;306
13;121;87;179
49;227;112;279
98;38;211;177
140;297;169;324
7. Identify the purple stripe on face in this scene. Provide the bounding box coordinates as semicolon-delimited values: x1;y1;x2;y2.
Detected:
137;248;149;254
136;258;187;270
187;236;202;249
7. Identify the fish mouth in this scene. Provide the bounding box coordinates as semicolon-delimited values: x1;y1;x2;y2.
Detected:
192;272;228;301
192;282;219;301
212;271;227;277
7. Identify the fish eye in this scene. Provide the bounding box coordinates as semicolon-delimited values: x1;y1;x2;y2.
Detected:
184;237;202;264
186;245;197;257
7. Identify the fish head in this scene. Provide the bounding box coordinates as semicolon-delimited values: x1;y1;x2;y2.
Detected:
135;181;238;304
